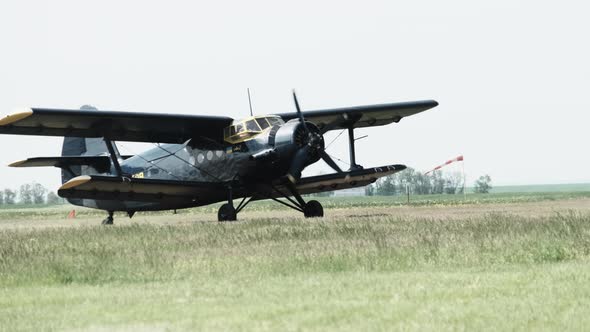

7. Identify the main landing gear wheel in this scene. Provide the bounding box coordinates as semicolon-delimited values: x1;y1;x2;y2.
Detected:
218;203;237;222
102;211;114;225
303;200;324;218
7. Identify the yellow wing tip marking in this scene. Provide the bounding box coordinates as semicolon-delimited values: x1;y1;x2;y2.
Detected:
0;108;34;126
8;159;27;167
287;174;297;184
60;175;92;190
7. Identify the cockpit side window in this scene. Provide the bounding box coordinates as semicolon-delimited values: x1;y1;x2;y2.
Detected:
268;117;282;126
256;118;270;130
235;123;245;133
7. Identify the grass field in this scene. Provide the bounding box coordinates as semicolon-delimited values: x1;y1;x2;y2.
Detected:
1;193;590;331
490;183;590;193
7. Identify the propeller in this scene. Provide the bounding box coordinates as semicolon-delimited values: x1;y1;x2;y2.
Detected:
320;151;342;173
292;91;309;133
287;91;343;183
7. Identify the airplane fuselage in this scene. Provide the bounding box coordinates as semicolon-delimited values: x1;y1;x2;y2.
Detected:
72;120;309;212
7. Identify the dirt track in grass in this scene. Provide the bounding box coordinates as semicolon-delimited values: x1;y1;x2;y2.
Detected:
1;197;589;230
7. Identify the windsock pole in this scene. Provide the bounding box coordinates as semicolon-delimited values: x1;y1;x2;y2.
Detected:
462;158;466;200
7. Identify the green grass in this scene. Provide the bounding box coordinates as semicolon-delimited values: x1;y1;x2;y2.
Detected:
491;183;590;193
2;209;590;330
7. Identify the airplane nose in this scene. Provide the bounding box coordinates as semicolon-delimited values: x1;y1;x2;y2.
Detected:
285;91;344;183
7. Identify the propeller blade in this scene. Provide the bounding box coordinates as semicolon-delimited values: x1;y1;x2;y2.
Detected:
320;151;343;173
292;90;309;133
287;146;310;183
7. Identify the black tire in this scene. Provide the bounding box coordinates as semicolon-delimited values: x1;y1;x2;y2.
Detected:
218;203;237;222
304;200;324;218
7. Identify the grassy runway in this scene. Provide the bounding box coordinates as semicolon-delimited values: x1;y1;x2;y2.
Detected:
1;194;590;331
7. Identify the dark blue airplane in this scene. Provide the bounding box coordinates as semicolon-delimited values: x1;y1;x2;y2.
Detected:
0;92;437;224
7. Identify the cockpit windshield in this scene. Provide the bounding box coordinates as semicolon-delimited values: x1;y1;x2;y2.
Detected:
245;120;259;132
224;116;284;144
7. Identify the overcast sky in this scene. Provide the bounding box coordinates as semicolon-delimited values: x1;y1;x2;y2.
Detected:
0;0;588;191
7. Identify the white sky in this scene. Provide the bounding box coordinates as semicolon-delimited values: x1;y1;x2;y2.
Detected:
0;0;588;191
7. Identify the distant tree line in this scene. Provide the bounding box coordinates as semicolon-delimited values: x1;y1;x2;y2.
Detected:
366;167;465;196
0;183;64;205
365;168;492;196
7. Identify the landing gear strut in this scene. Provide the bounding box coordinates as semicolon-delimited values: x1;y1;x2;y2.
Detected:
102;211;114;225
217;182;324;221
267;183;325;219
218;185;252;222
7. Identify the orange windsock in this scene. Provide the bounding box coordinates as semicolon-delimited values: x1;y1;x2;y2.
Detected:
425;155;464;174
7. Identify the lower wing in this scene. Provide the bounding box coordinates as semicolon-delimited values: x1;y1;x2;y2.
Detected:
58;176;228;205
58;164;405;205
280;164;405;197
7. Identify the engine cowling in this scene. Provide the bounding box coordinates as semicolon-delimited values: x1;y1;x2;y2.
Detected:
273;121;324;167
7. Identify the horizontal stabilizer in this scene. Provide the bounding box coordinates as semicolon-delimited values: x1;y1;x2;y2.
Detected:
10;156;112;169
10;155;133;172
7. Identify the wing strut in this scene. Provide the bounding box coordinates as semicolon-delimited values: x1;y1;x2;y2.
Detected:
347;126;363;170
104;139;123;177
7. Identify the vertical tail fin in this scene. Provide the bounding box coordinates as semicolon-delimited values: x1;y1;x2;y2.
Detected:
60;105;120;184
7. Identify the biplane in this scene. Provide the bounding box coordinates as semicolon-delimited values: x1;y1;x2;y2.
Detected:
0;92;437;223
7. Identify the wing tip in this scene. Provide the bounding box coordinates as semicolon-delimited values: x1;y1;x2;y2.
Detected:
422;99;439;109
0;108;34;126
8;159;27;167
60;175;92;190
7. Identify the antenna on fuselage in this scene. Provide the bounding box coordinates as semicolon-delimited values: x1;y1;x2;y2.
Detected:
247;88;254;117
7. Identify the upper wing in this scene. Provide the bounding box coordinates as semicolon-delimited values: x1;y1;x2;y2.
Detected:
276;100;438;132
0;108;233;147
